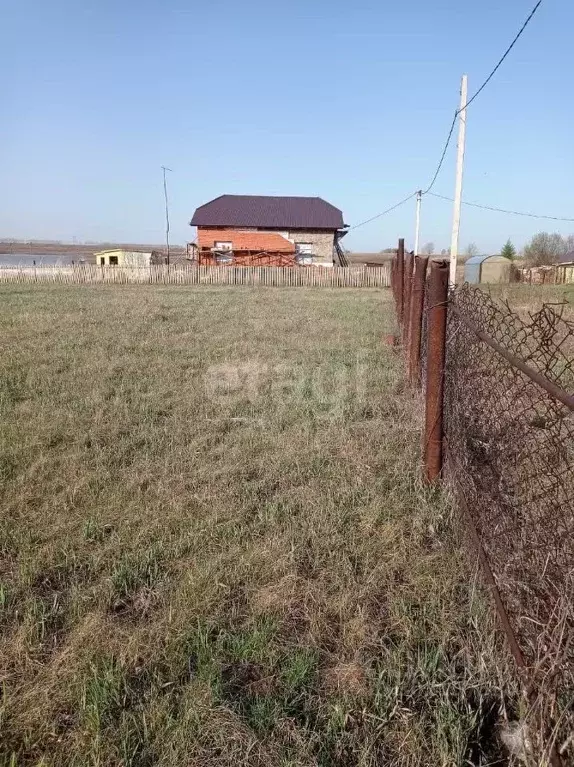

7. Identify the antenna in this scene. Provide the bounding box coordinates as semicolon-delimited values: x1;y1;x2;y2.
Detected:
161;166;173;265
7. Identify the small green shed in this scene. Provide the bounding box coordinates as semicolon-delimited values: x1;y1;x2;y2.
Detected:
464;254;512;284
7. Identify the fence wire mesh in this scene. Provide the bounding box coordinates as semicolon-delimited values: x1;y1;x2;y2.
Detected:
441;284;574;760
391;252;574;760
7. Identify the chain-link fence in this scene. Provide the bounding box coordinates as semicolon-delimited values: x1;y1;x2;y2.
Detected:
391;249;574;765
445;285;574;763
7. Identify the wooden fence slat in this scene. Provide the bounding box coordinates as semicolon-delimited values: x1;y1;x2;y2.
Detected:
0;264;391;288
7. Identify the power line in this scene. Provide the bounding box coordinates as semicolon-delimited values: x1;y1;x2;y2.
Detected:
427;191;574;223
422;0;544;195
350;2;545;233
461;0;543;113
422;113;457;195
349;192;416;230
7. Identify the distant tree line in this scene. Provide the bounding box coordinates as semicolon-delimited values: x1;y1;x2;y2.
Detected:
522;232;574;267
362;232;574;266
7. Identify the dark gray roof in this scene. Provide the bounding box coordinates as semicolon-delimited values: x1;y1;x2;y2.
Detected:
190;195;345;230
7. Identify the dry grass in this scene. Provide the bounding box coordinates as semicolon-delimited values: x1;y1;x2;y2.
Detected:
488;283;574;318
0;286;519;766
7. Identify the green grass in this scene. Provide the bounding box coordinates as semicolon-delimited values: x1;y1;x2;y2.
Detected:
0;285;518;766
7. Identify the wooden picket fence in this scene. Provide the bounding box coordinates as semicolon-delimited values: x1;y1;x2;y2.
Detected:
0;264;391;288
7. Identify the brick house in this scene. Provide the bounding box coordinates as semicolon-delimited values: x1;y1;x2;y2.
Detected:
189;195;348;266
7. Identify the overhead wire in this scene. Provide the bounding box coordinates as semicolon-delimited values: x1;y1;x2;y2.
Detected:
348;192;416;230
349;0;545;231
427;192;574;223
460;0;543;113
422;0;544;195
422;113;457;195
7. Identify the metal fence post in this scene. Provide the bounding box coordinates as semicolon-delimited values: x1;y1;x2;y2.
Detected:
423;259;449;483
402;251;413;351
397;239;405;325
408;256;429;386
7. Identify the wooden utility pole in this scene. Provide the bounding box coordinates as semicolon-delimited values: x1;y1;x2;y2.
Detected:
414;190;422;256
449;75;467;286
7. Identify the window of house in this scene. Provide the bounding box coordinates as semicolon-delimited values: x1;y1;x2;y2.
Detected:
100;257;105;266
109;255;119;265
214;241;233;251
296;243;314;255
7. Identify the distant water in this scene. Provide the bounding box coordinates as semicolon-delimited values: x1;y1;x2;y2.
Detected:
0;253;87;266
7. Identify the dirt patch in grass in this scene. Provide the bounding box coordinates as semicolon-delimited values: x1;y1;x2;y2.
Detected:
0;286;519;765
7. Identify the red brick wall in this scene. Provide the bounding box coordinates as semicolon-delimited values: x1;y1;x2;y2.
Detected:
197;228;295;253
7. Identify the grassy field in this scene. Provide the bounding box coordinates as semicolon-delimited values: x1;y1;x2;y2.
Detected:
0;286;518;766
491;282;574;309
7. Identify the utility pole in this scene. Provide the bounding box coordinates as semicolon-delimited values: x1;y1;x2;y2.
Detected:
161;166;173;265
449;75;467;286
414;189;422;256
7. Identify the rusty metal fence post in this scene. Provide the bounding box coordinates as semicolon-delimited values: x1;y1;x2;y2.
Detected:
408;256;428;386
402;251;413;351
423;260;449;483
396;239;404;325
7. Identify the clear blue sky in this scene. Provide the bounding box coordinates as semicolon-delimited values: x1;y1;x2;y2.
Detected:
1;0;572;253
